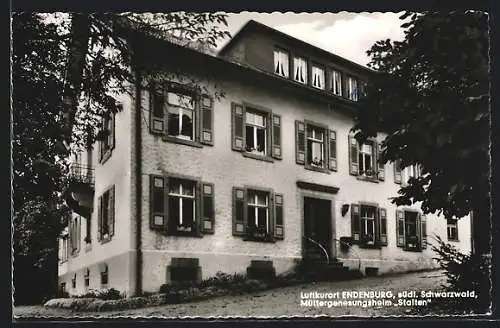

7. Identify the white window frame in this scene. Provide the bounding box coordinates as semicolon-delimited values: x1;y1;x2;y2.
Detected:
403;164;420;184
359;143;374;176
168;179;196;230
167;92;195;141
306;126;325;167
247;190;270;234
447;219;458;241
361;205;376;245
331;70;342;96
348;76;358;101
312;65;325;89
273;49;289;78
404;211;419;248
245;110;267;156
293;56;308;84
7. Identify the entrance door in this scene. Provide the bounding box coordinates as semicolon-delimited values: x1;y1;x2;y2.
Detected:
303;197;333;263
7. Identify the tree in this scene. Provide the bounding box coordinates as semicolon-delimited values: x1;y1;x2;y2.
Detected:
352;11;490;311
12;12;230;303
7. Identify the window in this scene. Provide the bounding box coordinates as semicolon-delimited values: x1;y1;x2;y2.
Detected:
351;204;387;247
396;210;427;251
273;48;289;77
60;229;69;263
306;125;325;168
149;175;214;236
348;136;384;181
331;70;342;96
71;274;76;289
84;269;90;288
232;187;284;241
98;186;115;243
99;110;115;164
447;219;459;241
347;76;358;101
311;65;325;89
149;82;214;146
245;110;267;156
293;56;307;84
231;102;282;161
169;178;196;233
167;92;195;141
69;216;80;255
295;121;338;172
100;264;108;287
403;164;421;185
84;216;91;244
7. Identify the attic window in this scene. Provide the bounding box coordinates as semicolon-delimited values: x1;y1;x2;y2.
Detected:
293;56;307;84
312;65;325;89
273;49;289;78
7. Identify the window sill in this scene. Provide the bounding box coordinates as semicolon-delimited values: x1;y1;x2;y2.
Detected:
166;231;203;238
101;149;112;165
447;238;460;242
162;135;203;148
242;152;274;163
356;175;379;183
359;244;384;249
305;165;330;174
242;235;276;243
403;247;423;252
100;236;112;245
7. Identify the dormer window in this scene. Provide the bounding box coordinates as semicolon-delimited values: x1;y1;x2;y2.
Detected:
311;65;325;89
347;76;358;101
331;70;342;96
293;56;307;84
273;49;289;78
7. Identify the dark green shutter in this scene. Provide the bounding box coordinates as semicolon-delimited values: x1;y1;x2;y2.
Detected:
394;160;402;184
351;204;361;243
378;208;388;246
273;193;284;240
231;102;244;151
396;210;405;247
295;121;305;164
109;113;115;151
376;142;385;181
349;136;359;175
150;84;165;135
328;130;337;171
200;95;214;145
232;187;246;236
108;186;115;237
97;196;102;241
200;182;215;234
421;215;427;249
98;118;104;163
150;175;167;231
272;114;282;159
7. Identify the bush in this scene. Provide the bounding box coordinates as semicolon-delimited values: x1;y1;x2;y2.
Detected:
432;236;491;313
75;288;123;300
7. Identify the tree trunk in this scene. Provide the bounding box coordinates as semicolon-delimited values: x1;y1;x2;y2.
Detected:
59;13;91;151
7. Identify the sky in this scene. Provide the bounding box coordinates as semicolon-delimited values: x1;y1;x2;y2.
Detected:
216;12;408;67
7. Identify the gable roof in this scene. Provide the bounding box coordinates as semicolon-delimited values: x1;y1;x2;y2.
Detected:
218;19;378;75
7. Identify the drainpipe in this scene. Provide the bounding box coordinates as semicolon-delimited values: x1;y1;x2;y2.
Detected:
134;67;143;296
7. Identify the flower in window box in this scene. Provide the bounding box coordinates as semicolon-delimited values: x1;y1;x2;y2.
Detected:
362;234;375;245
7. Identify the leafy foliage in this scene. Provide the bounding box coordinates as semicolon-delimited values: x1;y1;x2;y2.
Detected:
75;288;124;300
432;236;490;313
352;11;489;221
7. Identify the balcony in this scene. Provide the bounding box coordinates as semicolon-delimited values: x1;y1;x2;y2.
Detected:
64;164;95;218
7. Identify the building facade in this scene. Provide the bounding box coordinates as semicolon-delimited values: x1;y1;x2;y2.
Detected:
58;20;472;297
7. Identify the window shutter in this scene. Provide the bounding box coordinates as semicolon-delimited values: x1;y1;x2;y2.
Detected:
109;113;115;151
97;196;102;241
394;159;402;184
200;95;214;145
421;215;427;249
76;217;81;252
272;114;282;159
348;136;359;175
149;84;165;135
416;213;422;250
328;130;337;171
232;187;246;236
376;142;385;181
378;208;388;246
108;185;115;237
295;121;306;164
98;119;104;163
273;193;284;240
150;175;167;231
396;210;405;247
231;102;244;151
351;204;361;243
200;182;215;234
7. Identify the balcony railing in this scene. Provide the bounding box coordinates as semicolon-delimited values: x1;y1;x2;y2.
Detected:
69;164;95;186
